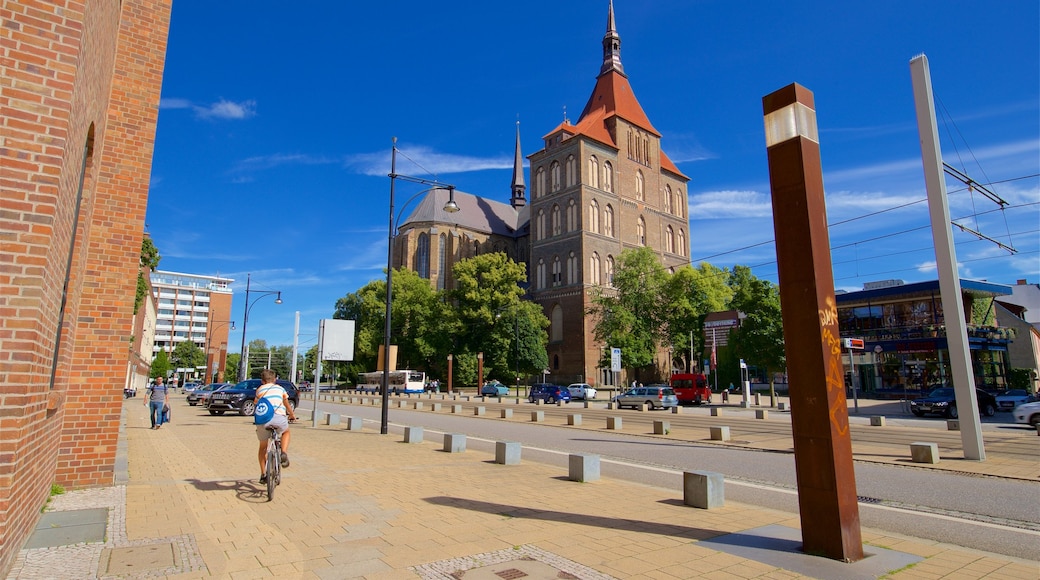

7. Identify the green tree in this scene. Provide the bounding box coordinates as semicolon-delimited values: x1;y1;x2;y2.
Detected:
663;262;733;372
727;266;786;404
225;353;240;382
334;278;388;374
134;236;161;314
151;350;171;379
589;247;669;378
171;340;204;376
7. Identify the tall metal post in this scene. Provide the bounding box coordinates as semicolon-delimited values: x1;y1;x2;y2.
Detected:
763;83;863;562
910;54;984;460
381;139;398;435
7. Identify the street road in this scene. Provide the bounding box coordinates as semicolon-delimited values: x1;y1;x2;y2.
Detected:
299;394;1040;560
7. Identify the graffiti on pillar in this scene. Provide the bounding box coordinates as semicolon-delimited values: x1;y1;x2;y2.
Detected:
819;296;849;436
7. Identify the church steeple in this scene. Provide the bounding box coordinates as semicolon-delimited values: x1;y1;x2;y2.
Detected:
510;121;526;209
600;0;624;76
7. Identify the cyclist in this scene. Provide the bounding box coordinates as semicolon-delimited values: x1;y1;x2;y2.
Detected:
254;369;297;484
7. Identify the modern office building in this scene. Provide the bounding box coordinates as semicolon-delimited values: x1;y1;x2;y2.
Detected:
392;3;690;386
150;270;235;383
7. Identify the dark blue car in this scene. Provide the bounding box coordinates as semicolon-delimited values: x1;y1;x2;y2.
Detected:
527;384;571;404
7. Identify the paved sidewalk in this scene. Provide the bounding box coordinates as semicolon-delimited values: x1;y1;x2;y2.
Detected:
8;398;1038;579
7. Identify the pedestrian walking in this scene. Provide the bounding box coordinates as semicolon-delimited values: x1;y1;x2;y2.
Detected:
146;376;169;429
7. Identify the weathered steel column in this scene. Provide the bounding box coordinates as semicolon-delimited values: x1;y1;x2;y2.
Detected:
763;83;863;562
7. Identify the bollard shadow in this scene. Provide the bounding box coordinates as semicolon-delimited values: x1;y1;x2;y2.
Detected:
422;496;721;541
183;478;269;503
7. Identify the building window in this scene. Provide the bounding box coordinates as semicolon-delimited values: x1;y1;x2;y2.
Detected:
415;233;430;279
550;161;561;192
664;184;672;214
437;233;447;290
536;166;545;199
474;240;480;256
589;199;600;233
588;155;599;188
637;216;645;245
635;170;644;200
604;204;614;237
675;187;685;218
677;229;686;256
537;209;545;240
566;199;577;231
537;259;546;290
566;155;576;187
551;305;563;342
602;161;613;193
567;251;577;285
590;252;601;284
606;255;615;286
551;204;561;236
552;256;562;287
666;226;674;253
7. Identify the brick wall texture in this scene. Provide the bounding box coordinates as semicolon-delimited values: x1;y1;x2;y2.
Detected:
0;1;171;574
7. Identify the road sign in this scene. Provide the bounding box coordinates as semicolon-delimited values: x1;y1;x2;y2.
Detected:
610;347;621;372
842;338;865;350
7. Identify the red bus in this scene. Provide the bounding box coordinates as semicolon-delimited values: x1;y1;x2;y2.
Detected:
670;373;712;405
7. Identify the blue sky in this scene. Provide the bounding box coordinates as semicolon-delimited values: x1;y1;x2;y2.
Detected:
146;0;1039;353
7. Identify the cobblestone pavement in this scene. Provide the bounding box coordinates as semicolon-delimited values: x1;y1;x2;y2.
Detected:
8;396;1038;579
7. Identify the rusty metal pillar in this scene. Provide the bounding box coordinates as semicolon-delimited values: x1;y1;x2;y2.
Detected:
763;83;863;562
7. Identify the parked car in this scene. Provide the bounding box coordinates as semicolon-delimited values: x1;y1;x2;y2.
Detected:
187;383;229;406
1012;400;1040;426
566;383;597;400
528;384;571;404
613;385;678;410
995;389;1033;412
181;382;200;394
480;381;509;397
206;379;300;416
909;387;997;418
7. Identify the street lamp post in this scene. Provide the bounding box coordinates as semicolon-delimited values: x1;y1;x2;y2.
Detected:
382;137;460;434
205;319;235;382
237;273;283;381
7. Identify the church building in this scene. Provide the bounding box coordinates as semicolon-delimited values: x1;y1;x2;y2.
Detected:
392;2;691;386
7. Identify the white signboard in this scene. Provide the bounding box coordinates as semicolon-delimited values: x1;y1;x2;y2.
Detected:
319;319;355;361
610;347;621;372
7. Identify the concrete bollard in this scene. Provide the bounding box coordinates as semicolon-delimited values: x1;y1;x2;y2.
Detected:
607;416;622;430
639;403;649;412
531;411;545;422
607;402;618;410
684;471;724;509
443;433;466;453
710;426;730;441
870;416;886;426
535;398;543;405
324;412;341;426
451;404;463;414
397;400;407;408
346;416;363;431
474;406;486;416
413;402;424;410
567;414;582;426
755;409;769;420
584;401;592;409
777;402;788;411
710;408;724;417
754;393;762;406
910;442;939;463
569;454;600;482
403;426;423;444
430;403;442;412
500;408;513;419
671;406;683;414
947;420;960;431
653;420;669;435
495;441;521;465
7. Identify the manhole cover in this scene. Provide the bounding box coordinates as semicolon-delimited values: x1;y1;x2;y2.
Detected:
105;543;175;574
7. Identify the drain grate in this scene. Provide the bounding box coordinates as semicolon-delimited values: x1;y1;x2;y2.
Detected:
496;569;528;579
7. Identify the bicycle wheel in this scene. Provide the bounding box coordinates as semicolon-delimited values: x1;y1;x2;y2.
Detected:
266;442;278;501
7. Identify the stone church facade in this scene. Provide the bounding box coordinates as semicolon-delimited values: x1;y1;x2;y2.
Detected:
393;3;690;386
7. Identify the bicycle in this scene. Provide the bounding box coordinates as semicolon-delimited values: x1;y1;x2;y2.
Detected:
263;426;282;501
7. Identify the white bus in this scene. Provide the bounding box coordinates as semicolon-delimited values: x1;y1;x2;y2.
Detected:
357;370;427;394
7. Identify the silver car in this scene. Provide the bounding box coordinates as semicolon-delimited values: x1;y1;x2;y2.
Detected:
614;385;678;410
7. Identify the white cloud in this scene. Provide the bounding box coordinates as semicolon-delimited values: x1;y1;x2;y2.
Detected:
232;153;334;174
688;190;774;219
195;99;256;120
159;98;192;109
344;145;512;176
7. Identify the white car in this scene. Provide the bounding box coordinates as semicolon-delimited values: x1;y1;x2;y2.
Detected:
567;383;597;400
1012;400;1040;427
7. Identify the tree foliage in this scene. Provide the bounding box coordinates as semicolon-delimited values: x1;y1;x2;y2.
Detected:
727;266;785;391
171;340;204;373
150;350;170;379
134;236;161;315
662;262;732;372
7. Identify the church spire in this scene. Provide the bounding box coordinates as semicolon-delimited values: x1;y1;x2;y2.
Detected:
510;121;526;209
600;0;624;76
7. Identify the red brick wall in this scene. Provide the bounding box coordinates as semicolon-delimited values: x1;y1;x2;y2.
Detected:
0;1;170;574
